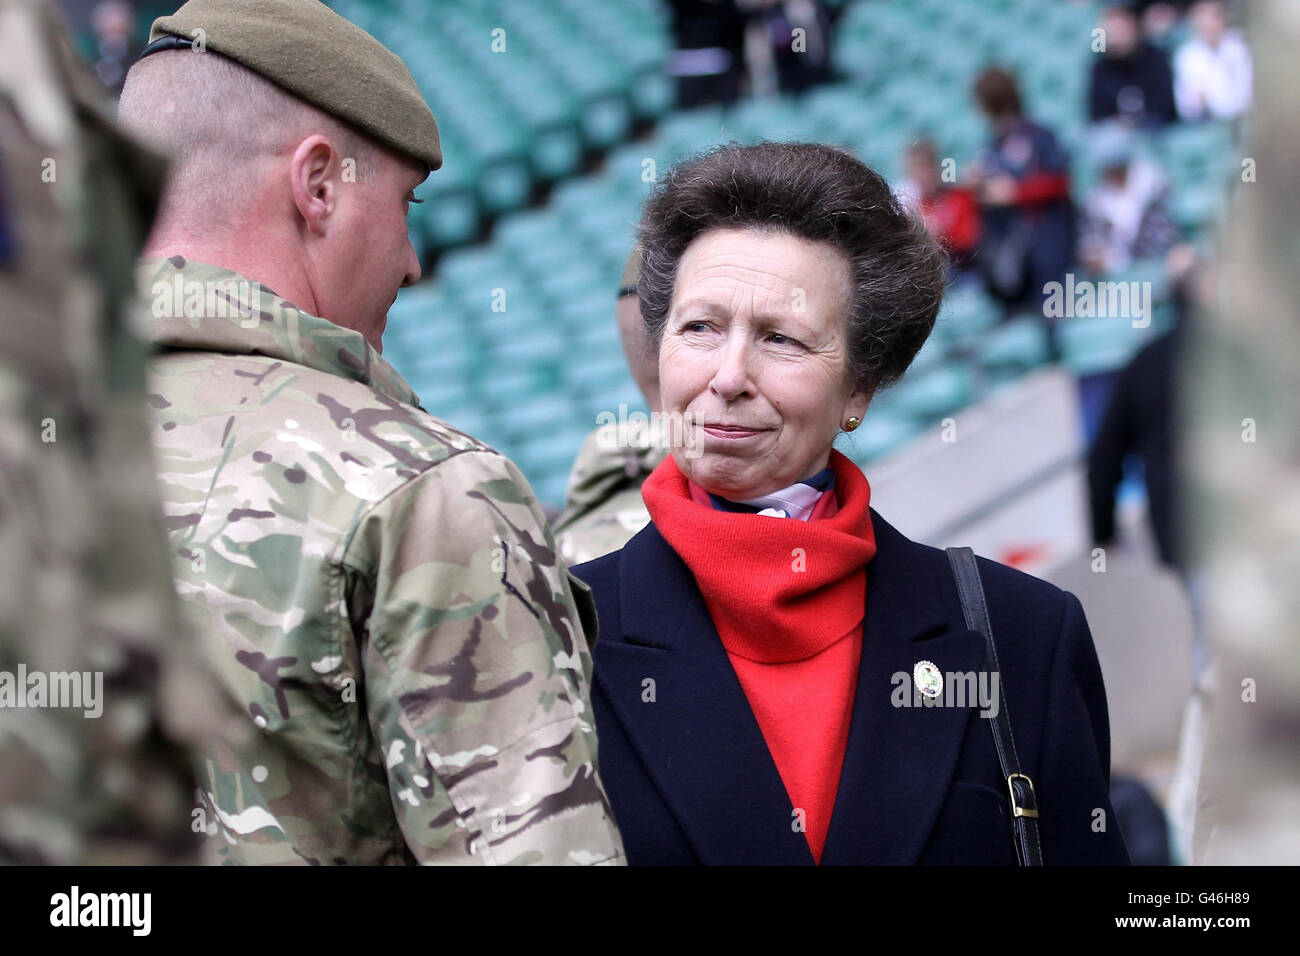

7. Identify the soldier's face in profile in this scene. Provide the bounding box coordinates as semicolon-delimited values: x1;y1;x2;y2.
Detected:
321;146;426;353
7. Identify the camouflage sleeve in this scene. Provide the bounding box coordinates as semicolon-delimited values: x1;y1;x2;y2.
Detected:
343;448;625;865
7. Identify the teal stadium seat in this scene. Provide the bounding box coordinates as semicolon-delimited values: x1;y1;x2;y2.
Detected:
1060;316;1155;377
932;286;1001;347
978;316;1052;385
841;410;924;464
324;0;671;254
887;363;975;423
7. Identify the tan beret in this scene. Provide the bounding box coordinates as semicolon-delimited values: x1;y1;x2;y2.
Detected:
146;0;441;171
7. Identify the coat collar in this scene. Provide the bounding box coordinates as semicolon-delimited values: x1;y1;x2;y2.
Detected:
596;508;987;864
135;256;421;407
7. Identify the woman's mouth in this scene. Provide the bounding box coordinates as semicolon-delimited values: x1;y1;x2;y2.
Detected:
701;424;766;440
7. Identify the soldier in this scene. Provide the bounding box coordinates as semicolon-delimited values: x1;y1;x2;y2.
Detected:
118;0;624;864
0;0;230;864
1184;0;1297;866
555;246;668;565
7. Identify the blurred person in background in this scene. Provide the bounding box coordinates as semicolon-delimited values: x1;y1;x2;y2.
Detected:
667;0;747;107
117;0;622;866
967;67;1075;330
574;142;1129;866
90;0;142;96
899;139;981;281
739;0;833;97
1089;2;1177;129
555;246;668;565
1087;246;1202;583
1174;0;1252;120
1130;0;1197;46
0;0;232;864
1078;121;1181;274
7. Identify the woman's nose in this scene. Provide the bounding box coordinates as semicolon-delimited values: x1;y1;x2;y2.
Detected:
708;334;753;400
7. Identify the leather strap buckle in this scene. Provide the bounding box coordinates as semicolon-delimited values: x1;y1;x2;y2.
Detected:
1007;772;1039;819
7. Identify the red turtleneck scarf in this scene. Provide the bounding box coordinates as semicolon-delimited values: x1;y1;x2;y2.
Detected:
641;450;877;863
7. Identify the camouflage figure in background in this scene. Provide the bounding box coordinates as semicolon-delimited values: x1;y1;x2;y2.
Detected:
1185;0;1300;865
120;0;623;865
555;246;667;565
0;0;230;864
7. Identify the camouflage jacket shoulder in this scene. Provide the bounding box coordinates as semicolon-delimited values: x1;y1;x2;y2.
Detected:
140;257;624;865
554;425;665;565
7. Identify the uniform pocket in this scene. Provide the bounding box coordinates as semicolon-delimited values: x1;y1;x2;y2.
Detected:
921;780;1018;865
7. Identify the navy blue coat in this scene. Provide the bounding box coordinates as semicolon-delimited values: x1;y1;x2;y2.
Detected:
573;509;1132;865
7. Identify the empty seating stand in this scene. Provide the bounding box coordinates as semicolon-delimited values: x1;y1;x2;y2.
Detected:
372;0;1242;509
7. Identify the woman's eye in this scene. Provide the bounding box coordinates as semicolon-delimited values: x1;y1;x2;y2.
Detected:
768;332;799;347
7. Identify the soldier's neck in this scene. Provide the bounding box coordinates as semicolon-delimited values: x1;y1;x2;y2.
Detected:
141;231;322;321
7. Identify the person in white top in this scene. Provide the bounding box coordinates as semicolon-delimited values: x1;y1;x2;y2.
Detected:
1174;0;1253;120
1080;123;1181;274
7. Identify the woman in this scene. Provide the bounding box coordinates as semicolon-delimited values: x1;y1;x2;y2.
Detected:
573;142;1130;865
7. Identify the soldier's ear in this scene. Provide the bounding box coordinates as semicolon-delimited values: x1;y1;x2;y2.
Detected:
289;134;338;237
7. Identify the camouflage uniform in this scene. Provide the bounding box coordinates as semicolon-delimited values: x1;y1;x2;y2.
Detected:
554;427;666;566
1185;0;1300;865
0;0;227;865
141;256;624;865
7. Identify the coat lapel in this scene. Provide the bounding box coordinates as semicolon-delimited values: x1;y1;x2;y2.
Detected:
596;509;986;865
595;523;813;865
820;511;987;864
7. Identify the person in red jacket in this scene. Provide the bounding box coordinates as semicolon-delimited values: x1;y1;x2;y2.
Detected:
967;67;1077;326
901;139;982;276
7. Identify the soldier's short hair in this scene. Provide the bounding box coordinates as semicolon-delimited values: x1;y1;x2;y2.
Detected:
119;49;379;199
637;142;946;394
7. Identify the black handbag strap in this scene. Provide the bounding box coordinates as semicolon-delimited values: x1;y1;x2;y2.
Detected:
946;546;1044;866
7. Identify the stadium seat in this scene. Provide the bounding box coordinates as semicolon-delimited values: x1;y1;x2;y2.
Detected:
1060;316;1155;377
933;287;1002;346
977;315;1053;384
841;410;924;464
886;363;975;423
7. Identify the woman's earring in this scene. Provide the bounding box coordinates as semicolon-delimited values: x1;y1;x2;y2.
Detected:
844;416;861;432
